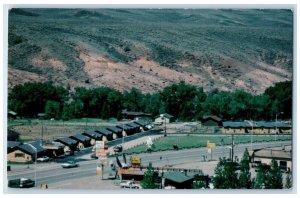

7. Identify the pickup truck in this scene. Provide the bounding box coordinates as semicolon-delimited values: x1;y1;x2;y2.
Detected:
8;178;35;188
120;181;139;189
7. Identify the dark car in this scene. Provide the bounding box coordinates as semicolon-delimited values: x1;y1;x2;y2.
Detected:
113;145;123;153
8;178;35;188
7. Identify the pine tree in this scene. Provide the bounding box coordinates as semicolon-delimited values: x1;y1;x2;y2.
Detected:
265;159;283;189
285;172;292;189
253;164;267;189
238;148;252;188
213;158;239;189
141;163;159;189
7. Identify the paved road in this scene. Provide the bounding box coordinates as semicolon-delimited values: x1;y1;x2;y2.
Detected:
7;140;291;189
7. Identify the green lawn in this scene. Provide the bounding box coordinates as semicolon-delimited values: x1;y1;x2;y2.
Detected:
122;134;292;155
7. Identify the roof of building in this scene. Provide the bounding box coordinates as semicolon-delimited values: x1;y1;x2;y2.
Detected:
126;123;139;129
97;128;113;136
122;110;152;116
7;141;21;149
82;131;103;139
129;122;141;128
18;141;45;155
163;172;194;183
70;134;91;142
116;124;131;130
202;115;222;122
160;113;174;119
42;141;64;150
133;120;147;126
106;126;122;133
55;137;78;146
250;149;292;160
223;121;292;128
223;122;248;128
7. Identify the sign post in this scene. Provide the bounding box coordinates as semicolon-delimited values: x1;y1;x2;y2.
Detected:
95;141;108;180
207;141;216;161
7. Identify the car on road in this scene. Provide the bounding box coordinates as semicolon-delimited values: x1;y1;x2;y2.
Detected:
113;145;123;153
37;156;50;162
61;161;79;168
8;178;35;188
120;181;139;189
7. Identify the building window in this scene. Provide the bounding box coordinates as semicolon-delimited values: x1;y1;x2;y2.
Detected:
279;161;287;170
15;153;25;158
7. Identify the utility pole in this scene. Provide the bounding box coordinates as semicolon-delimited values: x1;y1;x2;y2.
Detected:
231;134;234;162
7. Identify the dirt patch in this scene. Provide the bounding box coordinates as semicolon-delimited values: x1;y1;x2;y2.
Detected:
8;68;47;90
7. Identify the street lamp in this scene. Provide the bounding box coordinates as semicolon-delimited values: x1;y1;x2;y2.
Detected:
275;112;284;141
245;120;254;151
27;144;37;187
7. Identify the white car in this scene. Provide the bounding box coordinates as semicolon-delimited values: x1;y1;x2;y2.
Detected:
120;181;139;189
37;156;50;162
61;161;79;168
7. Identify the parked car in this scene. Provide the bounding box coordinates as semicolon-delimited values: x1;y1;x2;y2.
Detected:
37;156;50;162
113;145;123;153
61;161;79;168
65;150;74;156
8;178;35;188
120;181;139;189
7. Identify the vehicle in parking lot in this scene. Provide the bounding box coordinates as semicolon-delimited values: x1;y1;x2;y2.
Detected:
37;156;50;162
8;178;35;188
65;150;74;156
113;145;123;153
61;161;79;168
120;181;139;189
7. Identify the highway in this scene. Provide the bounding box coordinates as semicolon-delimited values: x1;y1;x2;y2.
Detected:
7;140;291;188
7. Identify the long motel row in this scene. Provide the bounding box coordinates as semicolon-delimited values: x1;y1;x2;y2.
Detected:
7;120;149;163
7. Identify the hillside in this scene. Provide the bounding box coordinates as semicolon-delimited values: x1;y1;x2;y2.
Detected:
8;9;293;94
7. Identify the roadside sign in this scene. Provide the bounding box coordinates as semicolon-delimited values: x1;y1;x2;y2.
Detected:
207;141;216;149
207;148;212;154
96;141;107;157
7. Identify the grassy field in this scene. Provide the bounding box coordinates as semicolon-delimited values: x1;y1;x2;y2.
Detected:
123;134;292;154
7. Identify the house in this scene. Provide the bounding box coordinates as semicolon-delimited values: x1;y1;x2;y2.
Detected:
106;126;123;139
249;148;292;172
155;113;174;124
133;120;148;131
116;124;132;136
82;131;103;145
8;129;20;141
42;141;64;157
8;141;45;163
7;141;21;153
55;137;78;152
201;116;223;127
163;171;195;189
97;128;113;141
70;134;91;149
128;122;142;133
121;110;152;120
126;123;140;134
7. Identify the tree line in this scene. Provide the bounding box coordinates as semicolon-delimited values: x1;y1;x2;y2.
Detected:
8;81;292;121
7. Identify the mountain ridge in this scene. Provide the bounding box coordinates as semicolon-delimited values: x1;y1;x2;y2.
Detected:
8;8;293;94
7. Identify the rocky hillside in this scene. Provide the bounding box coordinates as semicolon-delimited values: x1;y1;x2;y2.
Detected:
8;8;293;94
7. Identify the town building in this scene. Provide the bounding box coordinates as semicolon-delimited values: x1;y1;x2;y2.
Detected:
155;113;174;124
70;134;91;149
55;137;78;152
249;148;292;172
82;131;103;145
201;115;223;127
